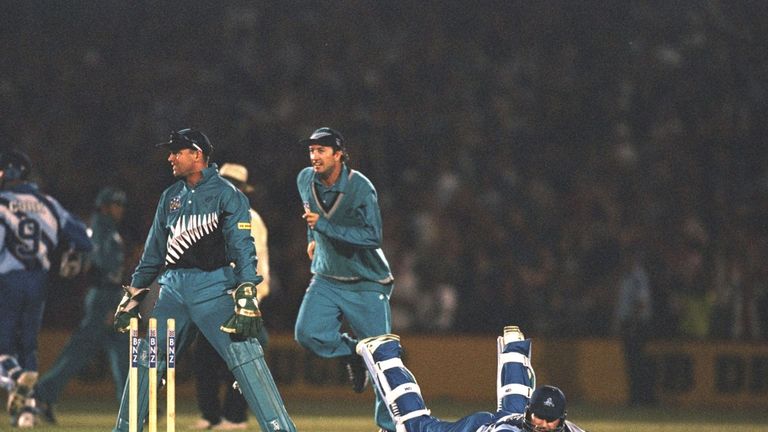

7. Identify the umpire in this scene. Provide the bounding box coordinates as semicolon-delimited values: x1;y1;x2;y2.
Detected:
36;187;129;423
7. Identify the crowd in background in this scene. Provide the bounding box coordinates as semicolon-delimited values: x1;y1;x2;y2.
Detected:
2;1;767;340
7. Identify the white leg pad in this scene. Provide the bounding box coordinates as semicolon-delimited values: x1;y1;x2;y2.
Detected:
358;339;430;428
386;382;430;420
400;408;432;423
499;383;533;399
378;357;405;371
496;336;535;411
0;355;22;391
498;352;531;368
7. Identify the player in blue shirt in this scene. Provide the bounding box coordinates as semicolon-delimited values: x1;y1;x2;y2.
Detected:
0;149;92;427
357;326;587;432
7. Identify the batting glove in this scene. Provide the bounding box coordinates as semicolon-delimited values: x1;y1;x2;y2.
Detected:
58;246;85;279
220;282;263;338
113;286;150;333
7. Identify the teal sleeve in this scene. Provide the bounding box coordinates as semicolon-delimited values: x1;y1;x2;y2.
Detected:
130;192;169;288
297;168;316;245
100;230;125;285
89;217;125;286
221;187;261;285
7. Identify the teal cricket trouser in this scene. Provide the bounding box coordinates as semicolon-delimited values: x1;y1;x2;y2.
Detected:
114;266;286;432
294;275;394;431
36;287;128;404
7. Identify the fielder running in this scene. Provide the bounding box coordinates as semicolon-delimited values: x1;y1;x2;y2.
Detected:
357;326;587;432
111;129;294;432
0;150;92;427
295;127;396;431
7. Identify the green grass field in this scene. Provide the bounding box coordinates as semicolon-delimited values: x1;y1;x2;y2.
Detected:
7;397;768;432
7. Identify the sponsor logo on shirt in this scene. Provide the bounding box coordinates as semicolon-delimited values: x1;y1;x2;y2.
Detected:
169;195;182;212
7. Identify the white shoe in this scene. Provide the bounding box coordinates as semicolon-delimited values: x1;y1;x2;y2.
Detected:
502;326;525;344
212;419;248;430
356;334;400;356
16;410;36;428
7;371;37;416
191;418;213;429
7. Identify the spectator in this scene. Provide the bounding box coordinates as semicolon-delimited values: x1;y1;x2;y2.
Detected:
612;245;655;406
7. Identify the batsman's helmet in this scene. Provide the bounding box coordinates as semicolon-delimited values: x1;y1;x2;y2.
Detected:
524;385;567;432
0;150;32;182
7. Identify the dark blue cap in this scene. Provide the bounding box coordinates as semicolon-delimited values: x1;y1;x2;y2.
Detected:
155;128;213;156
299;127;345;150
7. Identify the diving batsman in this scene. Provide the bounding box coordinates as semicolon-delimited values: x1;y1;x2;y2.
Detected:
111;128;294;432
357;326;587;432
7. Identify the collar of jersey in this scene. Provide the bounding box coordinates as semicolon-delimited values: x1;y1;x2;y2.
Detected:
313;163;349;192
184;163;219;190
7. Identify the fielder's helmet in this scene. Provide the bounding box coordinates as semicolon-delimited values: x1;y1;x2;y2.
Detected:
0;150;32;181
524;385;567;432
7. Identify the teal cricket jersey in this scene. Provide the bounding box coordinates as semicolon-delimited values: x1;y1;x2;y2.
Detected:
88;211;125;290
296;164;393;288
131;164;261;288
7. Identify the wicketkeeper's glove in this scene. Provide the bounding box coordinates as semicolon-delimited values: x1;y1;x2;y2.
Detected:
113;285;150;333
220;282;262;338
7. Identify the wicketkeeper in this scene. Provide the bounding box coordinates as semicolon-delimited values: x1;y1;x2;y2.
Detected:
111;129;294;432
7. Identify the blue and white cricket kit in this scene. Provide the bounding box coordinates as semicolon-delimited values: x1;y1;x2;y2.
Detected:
0;182;92;371
358;334;586;432
359;336;534;432
295;163;395;431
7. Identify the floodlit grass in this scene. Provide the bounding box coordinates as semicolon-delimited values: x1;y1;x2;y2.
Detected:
6;397;768;431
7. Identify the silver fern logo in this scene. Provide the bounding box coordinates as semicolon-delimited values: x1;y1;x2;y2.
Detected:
165;212;219;264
